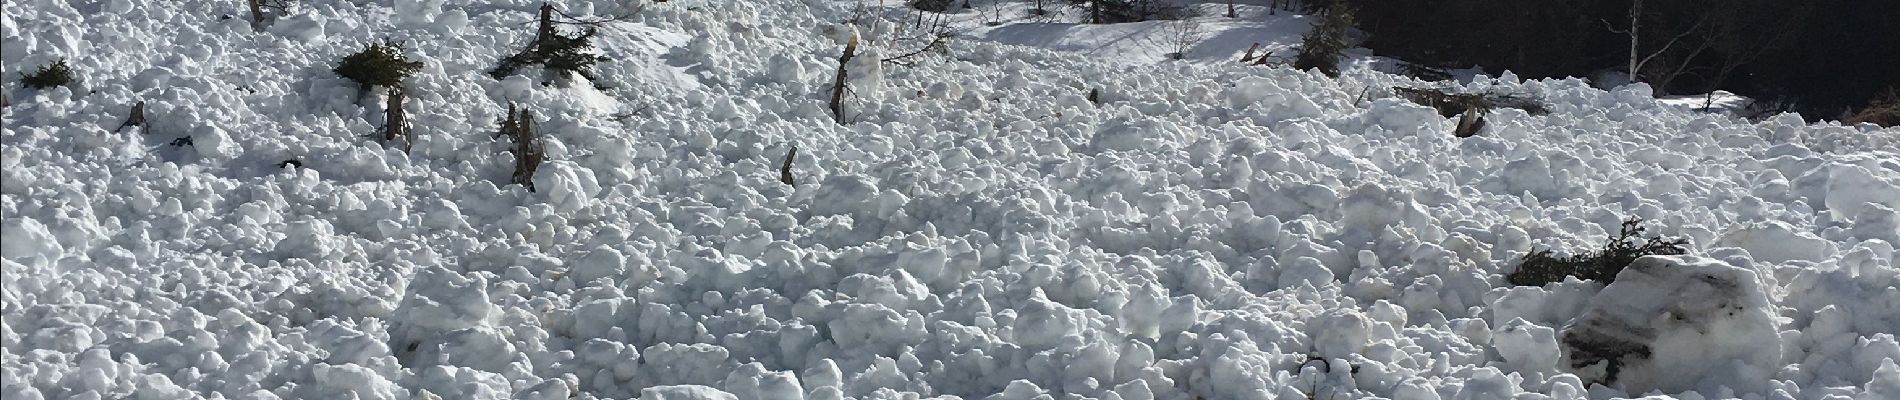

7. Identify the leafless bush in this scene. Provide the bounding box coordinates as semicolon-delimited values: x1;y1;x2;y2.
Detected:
1845;88;1900;127
846;7;958;67
1163;18;1205;60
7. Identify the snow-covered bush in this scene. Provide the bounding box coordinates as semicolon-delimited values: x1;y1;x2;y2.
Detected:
1559;256;1782;393
1509;217;1689;286
19;58;74;89
333;40;421;89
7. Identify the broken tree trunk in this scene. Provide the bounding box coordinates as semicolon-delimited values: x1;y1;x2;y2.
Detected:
1454;108;1487;138
829;34;858;125
779;145;798;185
508;107;545;192
115;101;146;133
535;3;556;48
1240;43;1260;63
384;87;409;150
247;0;265;27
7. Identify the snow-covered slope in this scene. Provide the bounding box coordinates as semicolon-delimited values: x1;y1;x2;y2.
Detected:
4;0;1898;399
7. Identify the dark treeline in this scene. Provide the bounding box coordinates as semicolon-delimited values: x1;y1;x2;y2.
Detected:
1342;0;1900;121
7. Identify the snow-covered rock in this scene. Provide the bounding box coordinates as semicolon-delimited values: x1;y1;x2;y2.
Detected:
1558;255;1781;394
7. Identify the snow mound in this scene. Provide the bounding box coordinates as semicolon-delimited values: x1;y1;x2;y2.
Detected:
1558;255;1781;394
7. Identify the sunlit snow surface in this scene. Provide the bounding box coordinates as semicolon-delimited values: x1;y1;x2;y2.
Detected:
3;1;1899;399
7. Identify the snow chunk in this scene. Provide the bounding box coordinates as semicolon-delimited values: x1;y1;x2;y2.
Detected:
1309;309;1372;359
1494;318;1561;377
1826;164;1900;220
569;245;627;284
269;14;325;42
640;385;738;400
1870;358;1900;399
534;161;601;211
1558;255;1780;394
1;218;62;267
393;266;496;337
1716;220;1836;264
192;125;240;160
393;0;443;27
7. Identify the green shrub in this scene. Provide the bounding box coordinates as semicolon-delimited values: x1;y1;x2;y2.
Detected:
21;59;74;89
334;40;422;89
1292;2;1354;77
492;27;601;82
1508;217;1688;286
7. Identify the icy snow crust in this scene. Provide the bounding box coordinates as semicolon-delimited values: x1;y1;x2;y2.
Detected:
3;0;1899;399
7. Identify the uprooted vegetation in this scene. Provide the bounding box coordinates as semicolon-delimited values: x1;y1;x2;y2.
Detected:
1508;217;1689;286
1391;86;1547;138
1394;86;1549;118
1845;87;1900;127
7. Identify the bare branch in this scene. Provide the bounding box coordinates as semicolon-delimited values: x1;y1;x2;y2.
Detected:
1633;13;1711;75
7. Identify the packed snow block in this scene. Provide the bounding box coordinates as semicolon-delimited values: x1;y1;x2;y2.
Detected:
534;161;601;212
1848;205;1900;245
640;384;738;400
308;363;404;400
1715;221;1836;264
393;0;443;27
191;125;240;160
412;365;511;400
1558;255;1781;394
391;266;497;362
1228;77;1285;109
809;176;878;217
269;14;325;42
1359;98;1443;137
1871;358;1900;399
1493;318;1561;378
1308;309;1373;359
722;363;804;400
1;218;62;268
1825;164;1900;221
570;245;628;284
